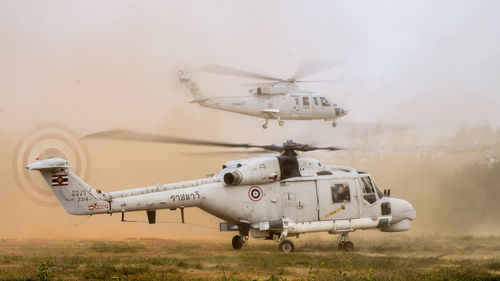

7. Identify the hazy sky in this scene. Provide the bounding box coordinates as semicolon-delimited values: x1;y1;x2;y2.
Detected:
1;1;499;238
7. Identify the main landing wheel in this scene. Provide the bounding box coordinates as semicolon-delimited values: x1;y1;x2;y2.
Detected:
278;120;285;126
262;124;268;129
232;235;244;250
332;122;337;127
278;240;294;253
338;241;354;251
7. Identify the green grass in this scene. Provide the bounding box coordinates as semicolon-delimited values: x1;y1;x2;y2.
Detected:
0;235;499;280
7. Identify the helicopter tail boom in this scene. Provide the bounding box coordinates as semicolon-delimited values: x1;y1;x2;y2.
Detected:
26;158;109;215
178;70;207;101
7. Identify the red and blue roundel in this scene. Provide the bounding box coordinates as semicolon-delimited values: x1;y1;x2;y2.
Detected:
248;186;263;202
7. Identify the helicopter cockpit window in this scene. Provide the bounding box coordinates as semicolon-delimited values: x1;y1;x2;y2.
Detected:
372;180;384;199
331;183;350;203
320;97;330;107
360;176;377;204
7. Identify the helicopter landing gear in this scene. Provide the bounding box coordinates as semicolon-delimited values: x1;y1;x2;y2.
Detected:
337;232;354;251
232;235;245;250
278;240;294;253
277;116;284;126
276;230;294;253
262;119;269;129
332;121;337;127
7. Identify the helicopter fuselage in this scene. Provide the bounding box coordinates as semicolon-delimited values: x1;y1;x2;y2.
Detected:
179;72;348;128
198;93;346;121
27;155;416;249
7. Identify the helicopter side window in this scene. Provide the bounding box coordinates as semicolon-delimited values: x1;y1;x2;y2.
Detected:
313;97;319;106
360;177;377;204
294;97;299;105
302;97;310;106
331;183;350;203
320;97;331;107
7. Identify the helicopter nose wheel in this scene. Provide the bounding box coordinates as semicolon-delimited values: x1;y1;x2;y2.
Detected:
278;240;294;253
332;121;337;127
232;235;245;250
278;120;285;126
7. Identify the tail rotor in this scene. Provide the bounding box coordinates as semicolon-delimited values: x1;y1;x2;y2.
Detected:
12;124;91;207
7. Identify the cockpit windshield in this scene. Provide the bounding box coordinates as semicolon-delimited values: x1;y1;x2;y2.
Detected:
372;179;384;199
360;176;377;204
320;97;331;107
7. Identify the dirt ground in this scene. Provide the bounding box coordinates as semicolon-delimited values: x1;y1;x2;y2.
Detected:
1;234;499;280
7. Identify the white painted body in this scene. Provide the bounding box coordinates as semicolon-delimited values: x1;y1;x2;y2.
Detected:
199;93;342;121
26;156;416;242
179;72;347;127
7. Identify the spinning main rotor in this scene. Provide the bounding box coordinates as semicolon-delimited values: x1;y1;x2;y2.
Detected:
84;130;350;157
84;130;495;156
200;59;341;86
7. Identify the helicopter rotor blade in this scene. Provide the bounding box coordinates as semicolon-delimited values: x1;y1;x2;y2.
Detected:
83;130;284;152
183;149;273;156
309;143;500;153
240;82;278;87
84;130;498;156
200;64;284;82
294;80;336;83
288;59;342;82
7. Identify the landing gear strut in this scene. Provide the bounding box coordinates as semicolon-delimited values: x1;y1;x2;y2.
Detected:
337;232;354;251
262;119;269;129
278;117;284;127
232;222;250;250
276;230;294;253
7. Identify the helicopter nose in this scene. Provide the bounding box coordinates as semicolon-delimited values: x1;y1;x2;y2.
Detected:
341;107;348;116
379;198;416;232
389;198;416;223
335;107;348;117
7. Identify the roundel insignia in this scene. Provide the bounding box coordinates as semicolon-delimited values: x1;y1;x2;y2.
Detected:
248;186;263;202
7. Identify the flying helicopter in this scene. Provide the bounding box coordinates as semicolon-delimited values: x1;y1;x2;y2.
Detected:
179;60;349;129
26;130;416;253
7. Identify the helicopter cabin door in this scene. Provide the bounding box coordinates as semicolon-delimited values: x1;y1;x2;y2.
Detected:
280;180;318;222
316;179;359;220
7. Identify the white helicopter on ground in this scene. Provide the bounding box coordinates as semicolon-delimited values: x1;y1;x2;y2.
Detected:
26;131;416;253
179;61;349;129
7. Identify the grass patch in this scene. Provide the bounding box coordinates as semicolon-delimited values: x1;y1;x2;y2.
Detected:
0;236;498;280
88;241;145;253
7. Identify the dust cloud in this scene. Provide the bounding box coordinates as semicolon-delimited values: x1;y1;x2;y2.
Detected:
1;1;500;239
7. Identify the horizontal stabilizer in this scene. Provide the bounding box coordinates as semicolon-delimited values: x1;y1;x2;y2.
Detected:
25;158;74;171
189;98;209;103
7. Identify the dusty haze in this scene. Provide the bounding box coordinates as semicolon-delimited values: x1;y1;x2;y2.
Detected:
1;1;500;240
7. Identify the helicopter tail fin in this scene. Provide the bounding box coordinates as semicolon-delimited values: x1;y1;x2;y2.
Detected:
26;158;109;215
178;70;207;102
